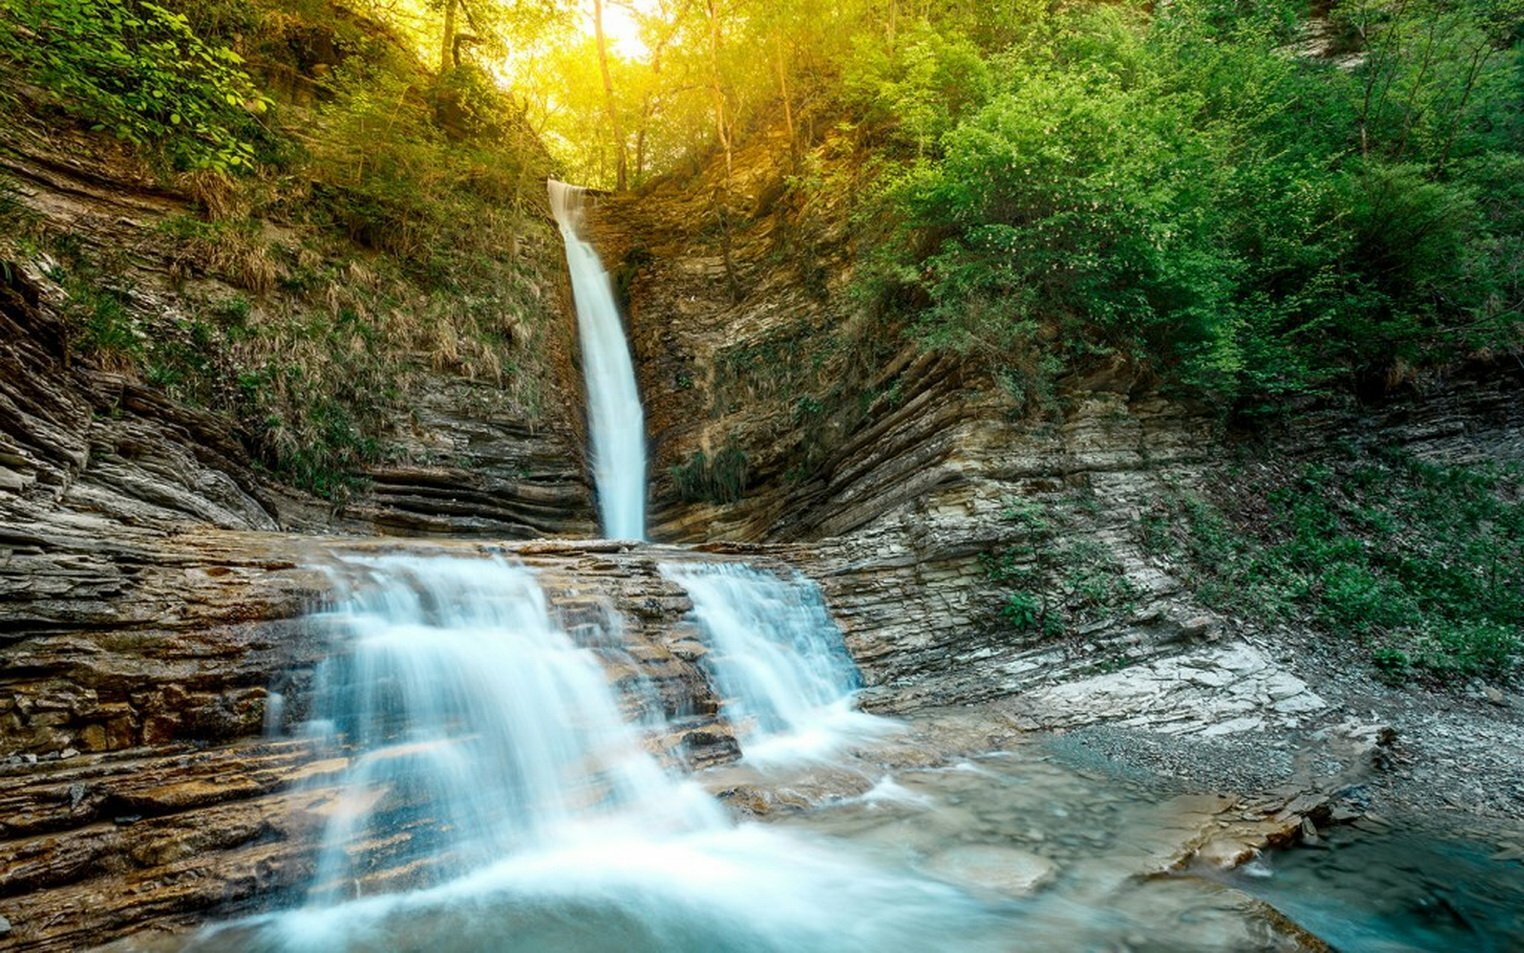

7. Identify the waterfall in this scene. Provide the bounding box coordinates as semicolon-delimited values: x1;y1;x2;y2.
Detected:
661;563;898;765
302;554;720;902
549;180;646;540
184;553;999;952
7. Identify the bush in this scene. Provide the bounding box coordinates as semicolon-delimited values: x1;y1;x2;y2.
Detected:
981;494;1138;638
850;0;1524;410
0;0;273;172
301;60;546;283
669;445;750;504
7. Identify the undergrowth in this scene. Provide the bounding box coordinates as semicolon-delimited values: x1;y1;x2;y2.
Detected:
981;494;1139;640
0;0;559;498
668;444;750;505
1142;450;1524;682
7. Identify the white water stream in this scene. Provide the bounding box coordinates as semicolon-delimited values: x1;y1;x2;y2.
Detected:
300;555;720;902
662;562;899;765
181;553;1003;952
548;179;646;540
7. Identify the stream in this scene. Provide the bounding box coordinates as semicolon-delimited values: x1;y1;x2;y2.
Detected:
114;551;1524;953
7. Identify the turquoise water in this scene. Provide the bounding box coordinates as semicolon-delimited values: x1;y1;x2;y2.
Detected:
1229;824;1524;952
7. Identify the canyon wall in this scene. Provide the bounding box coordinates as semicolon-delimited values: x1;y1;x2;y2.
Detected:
592;129;1524;711
0;132;597;545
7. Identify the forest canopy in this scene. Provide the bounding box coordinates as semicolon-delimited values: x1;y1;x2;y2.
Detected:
1;0;1521;414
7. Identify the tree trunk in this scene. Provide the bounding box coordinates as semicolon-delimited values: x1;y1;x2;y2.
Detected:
439;0;457;74
593;0;628;190
705;0;732;180
775;33;796;160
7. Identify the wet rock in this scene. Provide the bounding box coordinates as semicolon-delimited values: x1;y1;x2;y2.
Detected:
923;844;1058;897
0;535;793;951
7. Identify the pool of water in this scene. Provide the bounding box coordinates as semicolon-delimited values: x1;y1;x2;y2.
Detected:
1227;823;1524;952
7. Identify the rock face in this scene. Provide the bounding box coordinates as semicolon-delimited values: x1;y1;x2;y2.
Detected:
588;129;1524;727
0;133;596;544
344;375;597;539
0;262;282;535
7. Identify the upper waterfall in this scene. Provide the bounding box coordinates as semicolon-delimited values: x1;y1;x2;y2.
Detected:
548;180;647;540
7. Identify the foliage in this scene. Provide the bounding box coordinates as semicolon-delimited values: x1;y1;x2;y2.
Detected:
0;0;560;496
668;444;749;504
980;495;1139;639
0;0;273;172
1142;452;1524;681
300;58;547;280
852;0;1524;410
843;24;992;156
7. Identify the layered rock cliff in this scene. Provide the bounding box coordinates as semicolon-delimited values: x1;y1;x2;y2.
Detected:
0;126;596;544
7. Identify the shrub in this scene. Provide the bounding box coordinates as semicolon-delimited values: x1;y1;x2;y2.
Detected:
849;0;1524;410
0;0;273;172
981;494;1137;639
669;445;750;504
1145;452;1524;682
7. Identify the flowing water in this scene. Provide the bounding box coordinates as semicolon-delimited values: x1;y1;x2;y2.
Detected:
297;555;720;903
170;554;1014;953
139;553;1524;953
548;180;646;540
661;562;899;765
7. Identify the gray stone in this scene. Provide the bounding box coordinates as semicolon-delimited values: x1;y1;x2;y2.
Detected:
924;844;1058;897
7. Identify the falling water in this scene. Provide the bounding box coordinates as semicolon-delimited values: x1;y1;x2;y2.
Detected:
549;180;646;540
177;553;1005;953
661;562;898;764
299;554;721;902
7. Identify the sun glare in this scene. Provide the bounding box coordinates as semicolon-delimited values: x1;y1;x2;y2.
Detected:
584;0;650;61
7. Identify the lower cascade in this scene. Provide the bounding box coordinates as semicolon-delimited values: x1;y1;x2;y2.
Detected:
662;562;899;764
299;555;721;902
179;553;1003;952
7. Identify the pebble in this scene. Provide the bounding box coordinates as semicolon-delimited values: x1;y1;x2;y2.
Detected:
0;914;10;935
